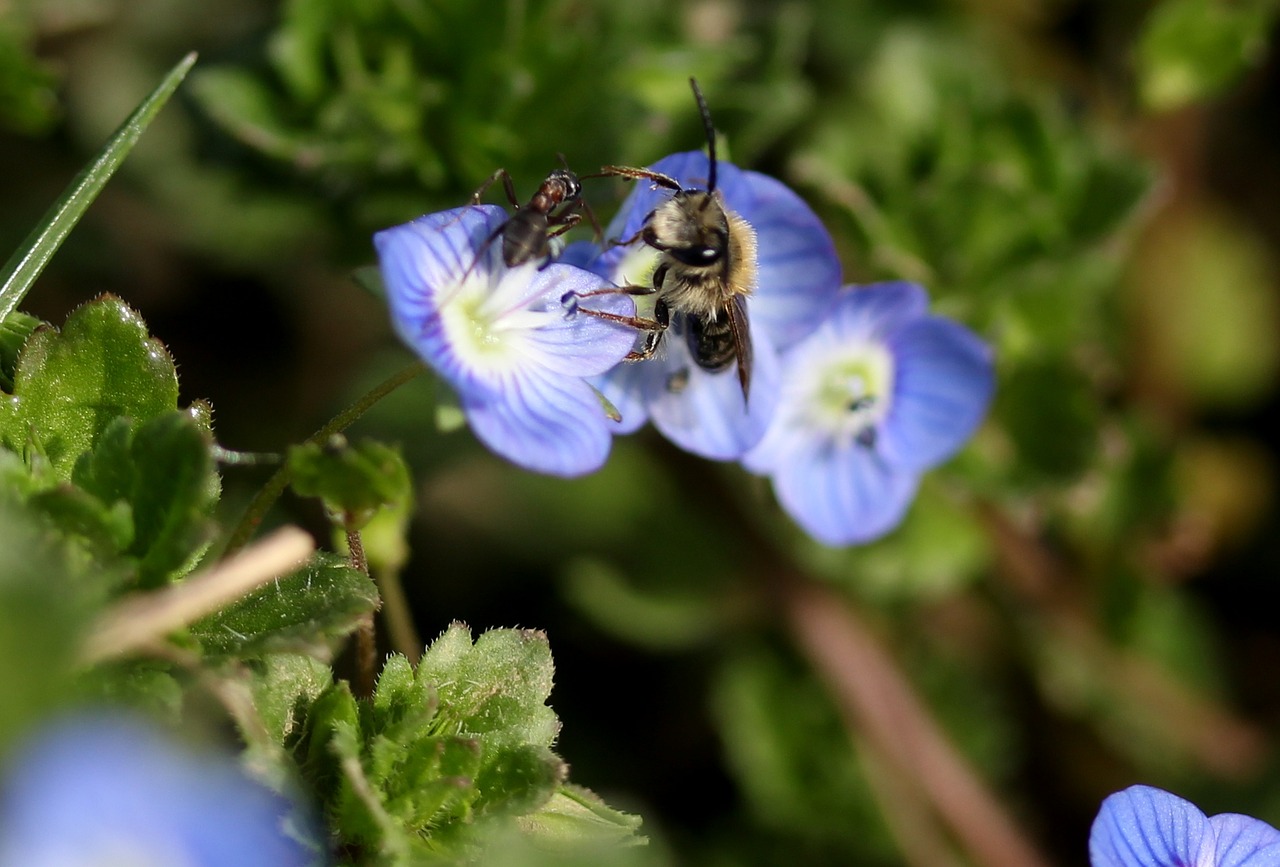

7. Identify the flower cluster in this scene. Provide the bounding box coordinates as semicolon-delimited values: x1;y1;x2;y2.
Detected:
1090;785;1280;867
0;712;321;866
376;154;994;545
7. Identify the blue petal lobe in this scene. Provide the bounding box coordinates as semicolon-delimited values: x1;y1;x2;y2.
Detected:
878;315;995;471
464;371;613;477
1089;785;1214;867
376;205;510;396
833;281;930;340
769;438;920;546
1210;814;1280;867
0;713;318;867
644;323;781;460
593;360;653;434
522;263;636;378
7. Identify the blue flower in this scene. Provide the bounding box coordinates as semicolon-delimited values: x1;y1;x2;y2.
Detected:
744;281;993;546
376;205;636;477
1090;785;1280;867
575;151;843;460
0;712;323;866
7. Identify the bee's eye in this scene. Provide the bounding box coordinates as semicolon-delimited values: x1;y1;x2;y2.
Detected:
671;245;721;267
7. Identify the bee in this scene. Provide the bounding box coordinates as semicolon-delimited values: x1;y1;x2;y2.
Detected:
468;159;590;274
600;78;758;401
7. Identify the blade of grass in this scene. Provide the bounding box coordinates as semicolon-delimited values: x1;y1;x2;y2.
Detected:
0;52;198;322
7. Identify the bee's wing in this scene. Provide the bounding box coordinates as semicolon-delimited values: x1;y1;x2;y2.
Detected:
727;294;752;402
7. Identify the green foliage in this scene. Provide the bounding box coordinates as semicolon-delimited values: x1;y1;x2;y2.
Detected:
190;553;380;658
1137;0;1279;111
0;297;181;477
296;624;643;863
289;435;412;531
0;53;196;322
0;14;59;135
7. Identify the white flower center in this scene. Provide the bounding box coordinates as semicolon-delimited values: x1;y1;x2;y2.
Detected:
437;263;548;375
802;340;894;447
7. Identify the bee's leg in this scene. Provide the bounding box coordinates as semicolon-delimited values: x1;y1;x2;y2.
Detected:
624;298;670;361
560;286;665;339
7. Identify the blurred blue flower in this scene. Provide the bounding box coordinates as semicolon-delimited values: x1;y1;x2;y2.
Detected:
1090;785;1280;867
0;713;322;867
376;205;636;477
744;282;993;546
573;151;842;460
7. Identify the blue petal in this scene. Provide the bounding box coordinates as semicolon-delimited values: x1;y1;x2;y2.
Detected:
463;370;615;477
642;321;781;460
768;437;920;546
376;205;510;396
832;281;930;341
1210;814;1280;867
595;151;841;350
1090;785;1214;867
0;713;319;867
878;315;995;472
523;263;637;378
593;360;652;435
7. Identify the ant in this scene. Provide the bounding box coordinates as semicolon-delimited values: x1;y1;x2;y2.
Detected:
466;158;597;275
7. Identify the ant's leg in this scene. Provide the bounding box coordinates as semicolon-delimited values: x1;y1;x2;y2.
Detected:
471;168;521;208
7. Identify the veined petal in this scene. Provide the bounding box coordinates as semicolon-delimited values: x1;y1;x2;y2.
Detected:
877;315;995;471
463;370;615;477
520;264;636;378
1090;786;1215;867
770;438;920;547
1209;814;1280;867
643;323;781;460
832;282;930;342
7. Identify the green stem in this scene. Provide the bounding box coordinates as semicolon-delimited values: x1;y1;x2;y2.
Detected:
223;360;427;554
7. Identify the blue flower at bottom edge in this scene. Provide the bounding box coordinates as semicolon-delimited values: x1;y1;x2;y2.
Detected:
376;205;636;477
0;713;322;867
744;281;994;547
571;150;843;461
1091;785;1280;867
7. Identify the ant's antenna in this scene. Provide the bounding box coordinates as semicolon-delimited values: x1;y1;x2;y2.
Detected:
689;77;717;193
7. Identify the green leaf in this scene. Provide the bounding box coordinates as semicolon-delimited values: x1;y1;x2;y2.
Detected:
288;436;411;531
249;653;335;748
472;744;566;817
189;551;379;658
418;624;560;750
0;310;40;392
126;412;220;587
517;785;647;849
1137;0;1277;111
0;482;103;749
0;297;180;478
0;53;197;322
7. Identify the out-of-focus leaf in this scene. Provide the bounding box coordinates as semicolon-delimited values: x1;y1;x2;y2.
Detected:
289;436;411;531
0;311;40;392
998;358;1100;484
189;552;379;658
0;297;180;478
1137;0;1277;111
0;53;196;321
1129;208;1280;409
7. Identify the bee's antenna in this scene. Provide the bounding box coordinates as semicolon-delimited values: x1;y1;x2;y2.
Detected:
689;77;717;193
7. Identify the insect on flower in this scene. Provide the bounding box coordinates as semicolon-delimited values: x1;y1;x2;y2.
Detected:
466;159;594;277
571;78;758;402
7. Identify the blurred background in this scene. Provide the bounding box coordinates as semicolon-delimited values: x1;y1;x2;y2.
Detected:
3;0;1280;863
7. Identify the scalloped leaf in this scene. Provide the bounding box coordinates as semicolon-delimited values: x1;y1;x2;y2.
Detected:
0;296;180;479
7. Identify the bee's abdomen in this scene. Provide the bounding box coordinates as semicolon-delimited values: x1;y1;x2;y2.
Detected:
685;311;736;372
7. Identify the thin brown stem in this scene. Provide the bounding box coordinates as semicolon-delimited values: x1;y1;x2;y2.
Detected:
346;528;377;699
